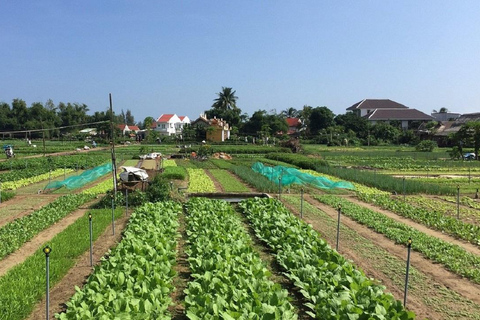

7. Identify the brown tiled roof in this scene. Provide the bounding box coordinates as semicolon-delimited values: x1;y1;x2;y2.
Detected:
286;117;301;127
365;108;434;121
347;99;409;111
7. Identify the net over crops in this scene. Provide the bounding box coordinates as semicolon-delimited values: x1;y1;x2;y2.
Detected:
252;162;354;190
45;163;112;190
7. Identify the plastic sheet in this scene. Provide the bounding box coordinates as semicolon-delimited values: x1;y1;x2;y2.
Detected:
252;162;354;190
45;163;112;190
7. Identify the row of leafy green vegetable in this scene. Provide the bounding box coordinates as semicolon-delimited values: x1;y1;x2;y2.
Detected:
0;193;94;260
239;197;416;319
184;197;297;319
315;194;480;284
57;201;181;319
0;207;124;320
357;193;480;247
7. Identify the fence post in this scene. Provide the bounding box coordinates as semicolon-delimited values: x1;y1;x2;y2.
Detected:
300;188;304;218
336;205;341;251
43;245;52;319
404;238;412;307
111;197;115;235
403;176;406;201
89;213;93;267
457;185;460;220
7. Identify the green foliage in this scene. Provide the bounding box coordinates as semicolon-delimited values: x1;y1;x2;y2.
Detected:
230;165;278;192
0;194;94;260
162;166;187;180
209;169;249;192
184;198;297;318
0;208;124;320
58;202;181;318
415;140;437;152
0;190;16;202
146;174;171;202
265;152;329;169
186;168;216;193
239;198;415;319
317;195;480;284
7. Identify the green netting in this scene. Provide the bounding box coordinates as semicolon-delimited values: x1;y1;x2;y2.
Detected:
45;163;113;190
252;162;355;190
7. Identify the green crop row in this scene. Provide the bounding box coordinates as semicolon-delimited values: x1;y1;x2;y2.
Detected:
2;168;75;190
208;169;250;192
58;201;181;319
186;168;215;193
239;197;414;319
0;207;124;320
162;159;177;167
184;197;297;319
0;153;110;172
316;195;480;283
230;165;278;193
163;166;187;180
0;193;94;260
358;193;480;246
406;196;480;222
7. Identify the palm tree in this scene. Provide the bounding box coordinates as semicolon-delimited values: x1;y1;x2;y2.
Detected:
212;87;238;111
281;107;299;118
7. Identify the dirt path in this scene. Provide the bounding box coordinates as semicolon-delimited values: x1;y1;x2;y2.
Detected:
170;208;189;320
284;194;480;319
342;195;480;256
27;214;129;320
0;200;97;277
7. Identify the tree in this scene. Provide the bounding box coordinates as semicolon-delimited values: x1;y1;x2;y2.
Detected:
142;116;155;130
455;121;480;160
125;109;135;125
205;87;241;127
281;107;299;118
334;112;369;139
308;106;335;136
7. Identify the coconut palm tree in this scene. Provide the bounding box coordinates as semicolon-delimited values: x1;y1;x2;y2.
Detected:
281;107;299;118
212;87;238;111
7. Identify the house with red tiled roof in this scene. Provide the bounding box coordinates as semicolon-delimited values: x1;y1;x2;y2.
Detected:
286;117;302;135
153;114;190;136
191;114;230;142
347;99;434;129
117;124;141;136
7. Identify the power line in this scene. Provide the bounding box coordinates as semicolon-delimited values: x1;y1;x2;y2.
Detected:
0;121;110;135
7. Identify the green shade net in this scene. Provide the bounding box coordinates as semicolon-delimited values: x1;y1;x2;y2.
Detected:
252;162;354;190
45;163;113;190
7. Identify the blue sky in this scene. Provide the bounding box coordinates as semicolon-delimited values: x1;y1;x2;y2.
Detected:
1;1;479;124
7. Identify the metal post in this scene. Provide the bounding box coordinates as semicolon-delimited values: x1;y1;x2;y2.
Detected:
336;205;341;251
125;189;129;216
111;198;115;235
457;185;460;220
278;176;282;200
300;188;304;218
403;176;406;201
43;246;51;319
89;213;93;267
404;238;412;306
109;94;117;199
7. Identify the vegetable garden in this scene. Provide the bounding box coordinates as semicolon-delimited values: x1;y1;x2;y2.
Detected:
2;143;480;319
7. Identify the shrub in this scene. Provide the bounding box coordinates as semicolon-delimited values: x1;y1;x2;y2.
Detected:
146;174;171;202
415;140;437;152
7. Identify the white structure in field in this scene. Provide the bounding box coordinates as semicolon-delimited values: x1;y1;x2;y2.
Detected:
153;114;190;136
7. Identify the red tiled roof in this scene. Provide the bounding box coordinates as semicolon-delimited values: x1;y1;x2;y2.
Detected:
286;117;301;127
179;116;185;121
347;99;409;111
365;108;434;121
118;124;127;130
129;125;140;131
156;114;175;122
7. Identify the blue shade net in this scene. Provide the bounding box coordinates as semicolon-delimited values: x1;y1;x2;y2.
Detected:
45;163;113;190
252;162;354;190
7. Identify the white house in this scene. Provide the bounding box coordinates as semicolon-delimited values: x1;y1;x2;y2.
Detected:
153;114;190;136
